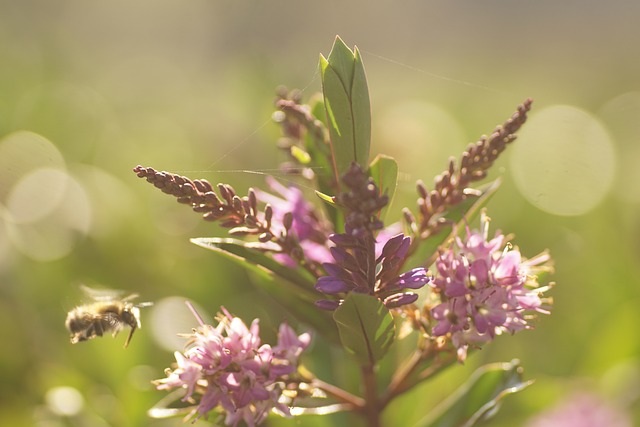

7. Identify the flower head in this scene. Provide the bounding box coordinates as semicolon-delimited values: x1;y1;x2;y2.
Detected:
429;212;553;361
525;392;632;427
314;164;431;309
154;306;310;425
255;177;333;267
315;231;431;309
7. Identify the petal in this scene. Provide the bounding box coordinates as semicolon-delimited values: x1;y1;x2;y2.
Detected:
315;276;350;294
315;299;340;310
394;268;430;289
383;292;418;308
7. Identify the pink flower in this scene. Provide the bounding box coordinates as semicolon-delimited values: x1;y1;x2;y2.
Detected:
315;232;431;309
255;177;333;266
525;392;632;427
154;307;310;425
429;212;553;361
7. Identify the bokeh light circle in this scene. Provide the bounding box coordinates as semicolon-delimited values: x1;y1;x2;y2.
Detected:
597;91;640;204
510;105;616;216
45;386;84;417
0;130;65;205
6;168;68;224
149;296;211;352
5;170;91;261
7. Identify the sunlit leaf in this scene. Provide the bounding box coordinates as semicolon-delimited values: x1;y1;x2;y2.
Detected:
320;36;371;185
333;293;395;365
190;238;340;344
368;154;398;224
315;190;336;205
148;389;195;419
289;398;352;416
413;360;532;427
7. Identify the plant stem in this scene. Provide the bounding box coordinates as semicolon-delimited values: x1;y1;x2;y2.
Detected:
361;364;382;427
311;378;365;408
380;350;457;407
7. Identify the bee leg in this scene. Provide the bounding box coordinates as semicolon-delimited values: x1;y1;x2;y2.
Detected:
123;325;137;348
94;320;107;337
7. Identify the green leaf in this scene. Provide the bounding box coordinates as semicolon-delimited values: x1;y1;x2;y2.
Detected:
352;47;371;169
315;190;337;208
320;36;371;185
304;95;343;227
148;389;195;419
333;293;395;365
406;179;502;269
368;154;398;224
190;238;340;344
413;360;532;427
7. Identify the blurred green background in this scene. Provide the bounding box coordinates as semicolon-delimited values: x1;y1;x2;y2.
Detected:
1;1;639;426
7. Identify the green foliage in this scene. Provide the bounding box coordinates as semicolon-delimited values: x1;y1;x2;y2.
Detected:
333;293;395;365
414;361;532;427
190;237;340;344
320;36;372;186
368;154;398;224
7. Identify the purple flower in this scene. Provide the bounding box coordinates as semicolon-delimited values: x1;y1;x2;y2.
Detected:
429;212;553;361
154;306;310;425
315;231;431;309
255;177;333;267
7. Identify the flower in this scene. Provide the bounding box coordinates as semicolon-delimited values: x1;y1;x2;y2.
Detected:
429;212;552;361
154;307;310;425
525;392;632;427
315;232;431;309
314;164;431;309
255;177;333;267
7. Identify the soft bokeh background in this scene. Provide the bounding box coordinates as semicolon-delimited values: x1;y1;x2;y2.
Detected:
1;1;639;426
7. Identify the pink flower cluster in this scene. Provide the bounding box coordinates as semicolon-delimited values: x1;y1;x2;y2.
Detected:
256;177;333;266
430;214;552;361
525;392;632;427
155;308;310;426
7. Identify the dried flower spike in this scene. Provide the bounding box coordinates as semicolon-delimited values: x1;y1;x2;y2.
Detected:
413;99;532;236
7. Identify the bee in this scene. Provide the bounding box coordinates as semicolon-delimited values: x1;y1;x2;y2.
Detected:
65;286;153;348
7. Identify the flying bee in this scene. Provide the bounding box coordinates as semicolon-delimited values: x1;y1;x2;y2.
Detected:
65;286;153;348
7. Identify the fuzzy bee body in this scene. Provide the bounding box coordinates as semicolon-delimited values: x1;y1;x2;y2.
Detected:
65;288;152;348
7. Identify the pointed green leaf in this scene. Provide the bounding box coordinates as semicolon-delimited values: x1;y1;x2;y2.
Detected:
326;36;356;89
321;54;354;181
352;46;371;167
368;154;398;224
333;293;395;365
320;36;372;184
190;238;340;344
406;179;502;269
413;360;532;427
148;389;195;419
315;190;336;205
303;95;343;226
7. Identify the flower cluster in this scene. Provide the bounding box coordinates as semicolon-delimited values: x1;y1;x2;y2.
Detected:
315;163;431;310
155;307;310;426
525;392;632;427
255;176;332;268
411;98;532;236
429;212;552;361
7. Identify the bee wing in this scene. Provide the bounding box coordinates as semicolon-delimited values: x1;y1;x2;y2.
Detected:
80;284;127;302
